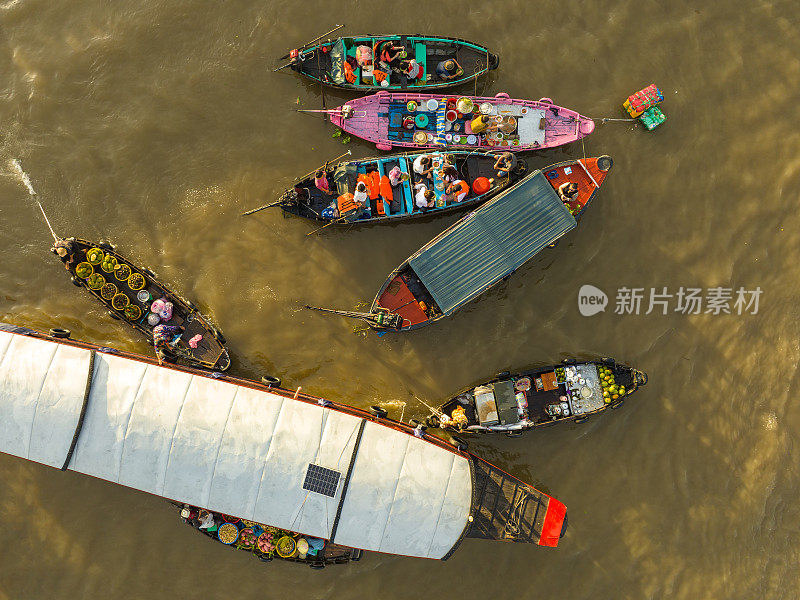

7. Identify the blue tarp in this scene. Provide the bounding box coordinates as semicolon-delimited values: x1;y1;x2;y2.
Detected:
408;171;576;315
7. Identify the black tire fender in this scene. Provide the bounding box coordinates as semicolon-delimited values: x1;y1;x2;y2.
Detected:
70;276;82;287
309;563;325;570
369;405;388;418
49;328;71;339
451;436;468;452
409;419;426;432
142;267;156;278
108;310;121;320
98;241;115;251
574;416;589;424
426;415;441;429
261;375;281;388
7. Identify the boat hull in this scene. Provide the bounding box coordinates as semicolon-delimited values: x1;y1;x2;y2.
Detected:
53;237;230;371
370;157;612;331
280;149;526;225
429;359;648;434
330;91;594;152
289;34;498;92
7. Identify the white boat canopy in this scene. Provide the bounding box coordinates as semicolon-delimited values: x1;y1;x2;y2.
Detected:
0;327;472;559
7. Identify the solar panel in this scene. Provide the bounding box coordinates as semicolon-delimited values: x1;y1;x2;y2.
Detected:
302;464;341;498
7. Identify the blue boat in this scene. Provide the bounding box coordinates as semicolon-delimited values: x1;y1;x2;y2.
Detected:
276;150;527;225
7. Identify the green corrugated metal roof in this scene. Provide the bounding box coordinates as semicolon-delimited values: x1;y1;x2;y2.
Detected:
408;171;576;315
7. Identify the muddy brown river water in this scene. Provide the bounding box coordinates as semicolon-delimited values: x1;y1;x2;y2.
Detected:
1;1;800;598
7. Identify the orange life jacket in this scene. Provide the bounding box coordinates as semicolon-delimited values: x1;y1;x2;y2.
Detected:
373;69;387;83
337;193;358;214
377;176;392;215
343;62;356;84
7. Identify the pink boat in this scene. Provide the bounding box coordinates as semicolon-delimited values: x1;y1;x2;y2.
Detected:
328;91;595;152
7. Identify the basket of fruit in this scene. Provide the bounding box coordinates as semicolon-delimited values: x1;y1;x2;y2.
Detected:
114;263;131;281
598;365;625;404
238;528;256;549
222;514;240;524
257;532;275;554
124;305;142;321
86;248;104;265
100;282;118;300
127;272;145;291
75;262;93;279
217;522;239;545
87;274;105;290
111;293;130;310
275;535;297;558
100;255;118;273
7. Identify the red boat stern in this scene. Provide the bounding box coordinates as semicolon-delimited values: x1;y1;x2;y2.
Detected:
538;497;568;547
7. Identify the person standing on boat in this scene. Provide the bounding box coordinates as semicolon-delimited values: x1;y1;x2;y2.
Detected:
153;324;185;365
436;59;463;81
413;154;434;180
414;182;435;211
493;152;518;178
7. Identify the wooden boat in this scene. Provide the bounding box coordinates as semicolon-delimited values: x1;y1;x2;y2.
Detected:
367;156;613;331
285;34;498;92
51;237;230;371
0;323;569;566
327;91;595;152
277;149;527;225
424;358;648;434
174;503;363;568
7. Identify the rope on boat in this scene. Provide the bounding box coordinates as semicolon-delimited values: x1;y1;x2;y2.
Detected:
10;159;59;242
591;117;638;123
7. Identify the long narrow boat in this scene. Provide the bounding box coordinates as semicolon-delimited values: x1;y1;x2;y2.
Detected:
327;91;595;151
424;358;648;434
277;150;526;225
366;156;613;331
0;323;568;569
51;237;230;371
285;34;498;92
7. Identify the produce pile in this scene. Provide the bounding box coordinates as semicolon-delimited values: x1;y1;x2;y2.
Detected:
87;273;104;290
100;254;118;273
86;248;104;265
598;365;626;404
115;263;131;281
217;522;239;545
75;262;93;279
100;282;117;300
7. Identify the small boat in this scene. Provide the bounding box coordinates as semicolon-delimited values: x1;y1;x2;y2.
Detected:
51;237;230;371
327;91;595;152
174;503;363;568
364;156;613;331
276;149;527;225
424;358;648;434
284;34;498;92
0;323;568;566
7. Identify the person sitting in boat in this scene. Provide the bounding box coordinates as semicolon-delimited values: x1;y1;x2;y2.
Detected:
413;154;434;180
393;58;421;80
493;152;518;178
51;237;79;270
436;59;463;81
441;165;459;184
445;180;470;204
375;40;405;69
470;114;500;135
153;324;185;365
414;182;435;211
197;510;218;532
558;181;579;203
314;169;334;195
450;405;469;430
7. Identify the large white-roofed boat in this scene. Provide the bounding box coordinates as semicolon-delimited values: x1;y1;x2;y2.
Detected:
0;323;567;567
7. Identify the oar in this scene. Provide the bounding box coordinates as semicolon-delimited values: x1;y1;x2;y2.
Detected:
241;199;287;216
272;62;294;73
306;213;349;235
10;159;58;242
280;24;344;60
